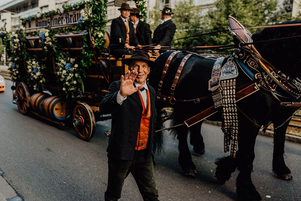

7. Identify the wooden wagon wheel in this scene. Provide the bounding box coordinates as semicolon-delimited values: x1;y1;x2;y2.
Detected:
13;82;31;115
72;102;96;140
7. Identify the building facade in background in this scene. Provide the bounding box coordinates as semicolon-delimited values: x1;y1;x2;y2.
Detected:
0;0;299;32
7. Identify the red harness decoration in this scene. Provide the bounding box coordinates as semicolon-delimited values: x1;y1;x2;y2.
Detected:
157;51;181;95
156;52;194;104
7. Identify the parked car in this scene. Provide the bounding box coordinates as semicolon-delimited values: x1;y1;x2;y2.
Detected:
0;75;5;92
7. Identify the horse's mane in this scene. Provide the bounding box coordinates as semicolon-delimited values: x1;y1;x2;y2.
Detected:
252;20;301;77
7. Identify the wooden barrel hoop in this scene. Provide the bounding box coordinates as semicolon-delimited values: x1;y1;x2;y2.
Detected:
30;93;49;114
42;96;70;120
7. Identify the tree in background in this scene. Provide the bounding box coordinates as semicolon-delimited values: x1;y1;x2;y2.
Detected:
148;2;161;37
148;0;292;52
203;0;291;49
171;0;203;49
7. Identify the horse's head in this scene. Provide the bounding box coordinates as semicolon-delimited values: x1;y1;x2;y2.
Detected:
252;21;301;79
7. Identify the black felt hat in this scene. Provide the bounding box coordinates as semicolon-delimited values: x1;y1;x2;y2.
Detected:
123;50;157;68
118;3;132;11
161;6;174;15
130;8;142;17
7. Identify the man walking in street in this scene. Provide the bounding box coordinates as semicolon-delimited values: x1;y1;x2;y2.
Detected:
100;50;159;201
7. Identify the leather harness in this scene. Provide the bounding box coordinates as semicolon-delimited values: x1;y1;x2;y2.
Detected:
156;51;194;104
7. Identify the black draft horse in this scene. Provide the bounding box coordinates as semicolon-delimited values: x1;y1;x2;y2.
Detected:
149;20;301;201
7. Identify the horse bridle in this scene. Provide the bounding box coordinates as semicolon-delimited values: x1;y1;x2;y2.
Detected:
236;45;301;101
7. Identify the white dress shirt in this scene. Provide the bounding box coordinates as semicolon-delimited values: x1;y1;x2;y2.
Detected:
121;16;128;24
160;17;171;24
133;20;139;29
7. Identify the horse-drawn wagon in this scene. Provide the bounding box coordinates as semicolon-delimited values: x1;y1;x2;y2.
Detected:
3;2;301;198
0;0;138;140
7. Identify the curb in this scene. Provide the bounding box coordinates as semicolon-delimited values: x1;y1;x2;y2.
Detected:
205;120;301;144
0;170;23;201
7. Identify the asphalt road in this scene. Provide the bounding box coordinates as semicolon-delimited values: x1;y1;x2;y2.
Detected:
0;80;301;201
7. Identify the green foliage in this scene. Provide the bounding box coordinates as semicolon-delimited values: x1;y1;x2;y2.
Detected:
134;0;147;22
149;2;161;33
148;0;292;53
203;0;291;51
171;0;203;49
0;30;27;83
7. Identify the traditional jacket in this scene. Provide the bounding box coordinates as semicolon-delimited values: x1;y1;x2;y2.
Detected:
153;19;176;47
135;21;152;45
99;81;157;160
110;17;139;49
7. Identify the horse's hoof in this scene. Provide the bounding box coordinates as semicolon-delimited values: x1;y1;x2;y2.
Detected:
273;165;292;181
274;172;293;181
183;168;197;177
192;148;205;156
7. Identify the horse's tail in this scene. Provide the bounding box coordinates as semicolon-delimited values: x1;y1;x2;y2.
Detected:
215;156;238;185
153;105;177;154
153;121;164;154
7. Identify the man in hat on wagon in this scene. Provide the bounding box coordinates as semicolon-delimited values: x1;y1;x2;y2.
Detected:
129;8;152;46
153;6;176;53
100;49;159;201
110;3;141;57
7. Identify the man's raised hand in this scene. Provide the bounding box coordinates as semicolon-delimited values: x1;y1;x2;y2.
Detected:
120;70;143;97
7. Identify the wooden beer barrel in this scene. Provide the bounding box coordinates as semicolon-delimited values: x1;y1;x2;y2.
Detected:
42;96;70;120
30;93;49;114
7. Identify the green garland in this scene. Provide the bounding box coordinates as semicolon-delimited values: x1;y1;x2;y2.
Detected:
0;29;27;83
1;0;107;98
134;0;147;22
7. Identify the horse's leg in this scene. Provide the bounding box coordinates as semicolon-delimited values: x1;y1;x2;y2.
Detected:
177;125;197;177
189;122;205;156
236;122;262;201
272;120;292;180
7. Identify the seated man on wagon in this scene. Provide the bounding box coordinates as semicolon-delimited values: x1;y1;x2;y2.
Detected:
152;6;176;54
110;3;141;58
129;8;152;46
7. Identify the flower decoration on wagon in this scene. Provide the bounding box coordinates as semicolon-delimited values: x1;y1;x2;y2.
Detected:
2;0;108;88
26;58;46;90
39;28;55;52
56;53;85;98
2;29;27;83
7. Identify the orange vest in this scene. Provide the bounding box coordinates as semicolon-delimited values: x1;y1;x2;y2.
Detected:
121;17;130;44
135;90;151;151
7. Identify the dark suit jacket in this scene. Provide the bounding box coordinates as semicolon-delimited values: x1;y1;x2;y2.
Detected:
136;21;152;45
153;19;176;46
99;81;157;160
110;17;139;49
